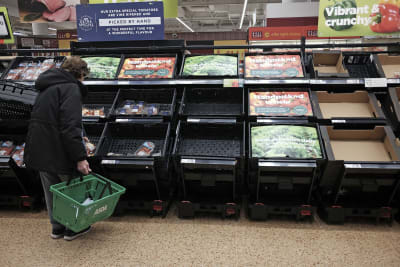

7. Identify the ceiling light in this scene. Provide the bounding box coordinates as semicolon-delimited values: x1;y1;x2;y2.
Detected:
48;28;57;31
239;0;248;29
176;17;194;32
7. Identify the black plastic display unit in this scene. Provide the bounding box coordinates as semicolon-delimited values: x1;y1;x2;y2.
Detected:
96;122;173;217
81;55;123;81
0;57;15;79
247;122;325;221
247;88;315;123
179;87;244;121
110;88;176;122
180;54;239;79
0;123;42;209
310;90;386;129
173;121;245;219
318;126;400;224
343;53;382;78
0;81;37;122
83;122;105;174
83;91;118;122
244;52;308;80
382;87;400;136
1;56;65;82
117;54;178;80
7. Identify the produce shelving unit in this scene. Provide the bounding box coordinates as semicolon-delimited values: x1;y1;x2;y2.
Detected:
0;81;42;209
2;40;400;222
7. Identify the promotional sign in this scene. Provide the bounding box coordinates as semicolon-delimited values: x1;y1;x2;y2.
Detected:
0;7;14;44
318;0;400;37
182;55;238;77
82;57;121;79
245;55;304;78
249;91;313;116
251;125;322;159
118;57;176;79
18;0;81;23
88;0;177;18
76;2;164;42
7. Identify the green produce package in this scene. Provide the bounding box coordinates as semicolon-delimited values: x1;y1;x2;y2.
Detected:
182;55;238;76
251;125;322;159
82;57;121;79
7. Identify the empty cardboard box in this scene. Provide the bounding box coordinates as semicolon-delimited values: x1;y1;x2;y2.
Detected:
377;54;400;78
311;91;385;124
313;52;349;78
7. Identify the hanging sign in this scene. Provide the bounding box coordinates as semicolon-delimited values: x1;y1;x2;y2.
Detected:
88;0;177;18
76;2;164;42
318;0;400;37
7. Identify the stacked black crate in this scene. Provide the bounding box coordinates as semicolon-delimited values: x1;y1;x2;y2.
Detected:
245;52;324;221
0;81;42;209
174;54;245;219
310;52;400;224
96;88;176;217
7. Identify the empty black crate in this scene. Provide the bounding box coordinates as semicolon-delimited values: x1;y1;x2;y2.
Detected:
111;89;176;121
0;81;37;121
173;122;245;217
97;122;172;214
248;123;325;221
318;126;400;223
343;53;381;78
179;87;244;119
82;91;117;122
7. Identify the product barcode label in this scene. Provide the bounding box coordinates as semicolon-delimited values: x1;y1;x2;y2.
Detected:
365;78;387;88
118;81;130;85
187;118;200;123
181;159;196;164
332;120;346;123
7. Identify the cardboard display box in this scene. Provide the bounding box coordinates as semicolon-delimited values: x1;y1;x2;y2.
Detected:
311;91;386;127
312;52;349;78
376;54;400;78
318;126;400;223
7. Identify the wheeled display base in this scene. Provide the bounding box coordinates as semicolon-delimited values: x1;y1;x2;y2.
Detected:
177;201;240;220
248;202;315;222
114;198;173;218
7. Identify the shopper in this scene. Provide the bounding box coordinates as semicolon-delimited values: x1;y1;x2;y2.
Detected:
25;56;92;241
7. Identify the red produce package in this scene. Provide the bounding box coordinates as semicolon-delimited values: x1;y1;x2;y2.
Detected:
0;141;15;157
118;57;176;79
250;91;313;116
11;143;25;167
245;55;304;78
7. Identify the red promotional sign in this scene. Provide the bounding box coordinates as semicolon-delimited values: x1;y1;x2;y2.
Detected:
249;26;358;41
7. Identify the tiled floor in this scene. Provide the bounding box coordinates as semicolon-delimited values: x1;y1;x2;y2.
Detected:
0;207;399;267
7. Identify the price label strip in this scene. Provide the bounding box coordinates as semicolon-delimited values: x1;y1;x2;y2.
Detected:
365;78;387;88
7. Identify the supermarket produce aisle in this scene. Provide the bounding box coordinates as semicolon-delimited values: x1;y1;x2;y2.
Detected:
1;208;400;267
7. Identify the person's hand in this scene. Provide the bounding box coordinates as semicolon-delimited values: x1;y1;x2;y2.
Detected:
83;136;89;143
77;160;91;175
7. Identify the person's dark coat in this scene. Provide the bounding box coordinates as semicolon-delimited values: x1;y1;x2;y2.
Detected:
25;68;88;175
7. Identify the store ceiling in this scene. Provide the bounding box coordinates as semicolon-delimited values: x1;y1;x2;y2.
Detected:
0;0;318;35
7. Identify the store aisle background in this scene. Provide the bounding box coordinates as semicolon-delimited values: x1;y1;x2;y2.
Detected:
1;206;399;267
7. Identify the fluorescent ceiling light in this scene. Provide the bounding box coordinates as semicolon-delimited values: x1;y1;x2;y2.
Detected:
176;17;194;32
239;0;248;29
48;28;57;31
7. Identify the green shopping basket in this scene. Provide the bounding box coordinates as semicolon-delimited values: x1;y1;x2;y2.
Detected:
49;173;126;233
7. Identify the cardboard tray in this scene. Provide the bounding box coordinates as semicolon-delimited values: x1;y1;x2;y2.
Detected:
310;90;386;127
311;51;350;78
319;126;400;207
383;87;400;135
375;54;400;78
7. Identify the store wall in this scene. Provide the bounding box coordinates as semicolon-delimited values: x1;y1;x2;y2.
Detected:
165;32;247;41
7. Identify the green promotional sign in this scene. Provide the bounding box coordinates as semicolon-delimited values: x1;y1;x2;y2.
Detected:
89;0;177;18
0;7;14;44
318;0;400;37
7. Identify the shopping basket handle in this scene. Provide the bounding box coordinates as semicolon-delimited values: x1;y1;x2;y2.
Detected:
90;172;113;199
66;173;84;186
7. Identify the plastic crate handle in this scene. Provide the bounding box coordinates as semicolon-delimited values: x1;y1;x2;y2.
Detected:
90;172;113;200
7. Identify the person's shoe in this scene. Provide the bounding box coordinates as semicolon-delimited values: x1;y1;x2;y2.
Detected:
51;228;65;239
64;226;91;241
